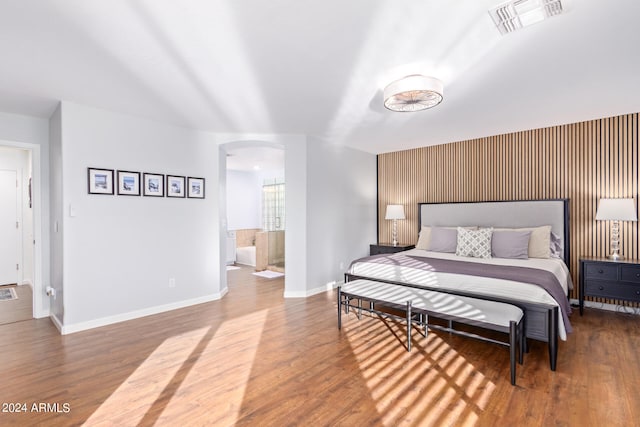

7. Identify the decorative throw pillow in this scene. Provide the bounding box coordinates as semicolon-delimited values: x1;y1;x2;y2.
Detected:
456;227;493;258
491;230;531;259
428;227;458;253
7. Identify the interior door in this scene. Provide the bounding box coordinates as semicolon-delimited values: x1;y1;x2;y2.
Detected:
0;170;19;286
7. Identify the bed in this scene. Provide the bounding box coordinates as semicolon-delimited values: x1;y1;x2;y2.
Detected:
346;199;573;371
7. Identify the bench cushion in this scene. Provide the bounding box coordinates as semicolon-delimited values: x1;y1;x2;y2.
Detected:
341;279;523;329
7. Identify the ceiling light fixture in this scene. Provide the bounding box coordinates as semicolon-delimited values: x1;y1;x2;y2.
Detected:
489;0;564;35
383;75;444;112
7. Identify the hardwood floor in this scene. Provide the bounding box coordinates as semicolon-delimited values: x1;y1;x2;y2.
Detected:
0;266;639;426
0;284;32;326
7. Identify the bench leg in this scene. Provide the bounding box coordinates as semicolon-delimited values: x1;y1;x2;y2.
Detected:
419;313;427;338
518;318;524;365
337;286;342;330
357;298;362;320
406;300;412;352
548;307;558;371
423;314;429;338
509;320;517;385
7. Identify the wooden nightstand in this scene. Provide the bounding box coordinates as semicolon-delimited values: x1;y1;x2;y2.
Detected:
370;243;415;256
579;257;640;315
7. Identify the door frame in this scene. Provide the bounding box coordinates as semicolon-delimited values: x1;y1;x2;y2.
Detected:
0;140;44;318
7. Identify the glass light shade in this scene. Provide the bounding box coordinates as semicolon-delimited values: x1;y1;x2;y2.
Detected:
595;198;638;221
385;204;405;220
383;75;443;112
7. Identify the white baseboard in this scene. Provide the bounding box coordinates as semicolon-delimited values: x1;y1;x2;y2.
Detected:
284;280;343;298
60;292;226;335
570;298;640;315
50;313;63;333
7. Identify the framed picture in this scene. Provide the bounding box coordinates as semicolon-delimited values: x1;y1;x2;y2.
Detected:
167;175;186;198
88;167;114;195
117;170;141;196
187;177;205;199
143;173;165;197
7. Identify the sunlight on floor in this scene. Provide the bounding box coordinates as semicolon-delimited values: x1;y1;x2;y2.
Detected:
158;309;269;424
344;314;496;426
84;326;211;425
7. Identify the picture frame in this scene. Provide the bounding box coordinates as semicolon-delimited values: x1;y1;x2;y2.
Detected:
187;177;205;199
88;167;114;195
117;170;141;196
166;175;186;198
143;173;165;197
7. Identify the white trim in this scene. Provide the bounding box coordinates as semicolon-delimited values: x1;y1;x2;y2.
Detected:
60;292;226;335
49;313;63;333
283;280;343;298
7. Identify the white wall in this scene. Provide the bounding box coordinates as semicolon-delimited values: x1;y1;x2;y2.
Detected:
218;135;376;298
226;168;285;231
226;170;262;230
43;105;376;331
57;102;223;331
49;105;64;322
301;138;377;296
0;110;50;318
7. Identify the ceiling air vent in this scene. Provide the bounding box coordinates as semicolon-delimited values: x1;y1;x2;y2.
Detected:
489;0;564;35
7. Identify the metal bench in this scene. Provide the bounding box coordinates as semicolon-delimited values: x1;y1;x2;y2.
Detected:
338;279;525;385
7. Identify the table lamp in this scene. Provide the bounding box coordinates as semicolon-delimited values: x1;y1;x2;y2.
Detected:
385;204;405;246
595;198;638;260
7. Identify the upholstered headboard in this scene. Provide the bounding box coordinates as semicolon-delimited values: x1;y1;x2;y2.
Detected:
418;199;570;264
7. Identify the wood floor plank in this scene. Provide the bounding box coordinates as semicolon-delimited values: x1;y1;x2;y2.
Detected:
0;284;32;325
0;265;639;426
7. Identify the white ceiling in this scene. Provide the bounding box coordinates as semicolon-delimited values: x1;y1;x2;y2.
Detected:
1;0;639;154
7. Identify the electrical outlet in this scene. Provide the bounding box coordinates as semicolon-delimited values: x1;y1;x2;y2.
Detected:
169;278;176;288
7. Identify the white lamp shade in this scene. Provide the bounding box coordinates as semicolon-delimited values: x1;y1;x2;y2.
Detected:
595;198;638;221
385;204;405;220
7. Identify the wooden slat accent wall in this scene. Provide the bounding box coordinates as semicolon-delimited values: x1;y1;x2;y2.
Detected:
378;112;639;303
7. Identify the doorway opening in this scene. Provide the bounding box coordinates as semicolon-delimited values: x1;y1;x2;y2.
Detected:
224;142;285;286
0;145;36;325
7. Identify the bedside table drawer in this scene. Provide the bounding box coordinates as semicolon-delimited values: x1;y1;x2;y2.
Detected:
620;265;640;283
584;280;640;301
584;264;618;280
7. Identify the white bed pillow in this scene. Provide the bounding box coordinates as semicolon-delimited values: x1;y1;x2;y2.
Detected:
494;225;552;258
416;226;431;250
456;227;493;258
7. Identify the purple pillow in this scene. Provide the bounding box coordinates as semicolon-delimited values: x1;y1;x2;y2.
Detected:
491;230;531;259
428;227;458;253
